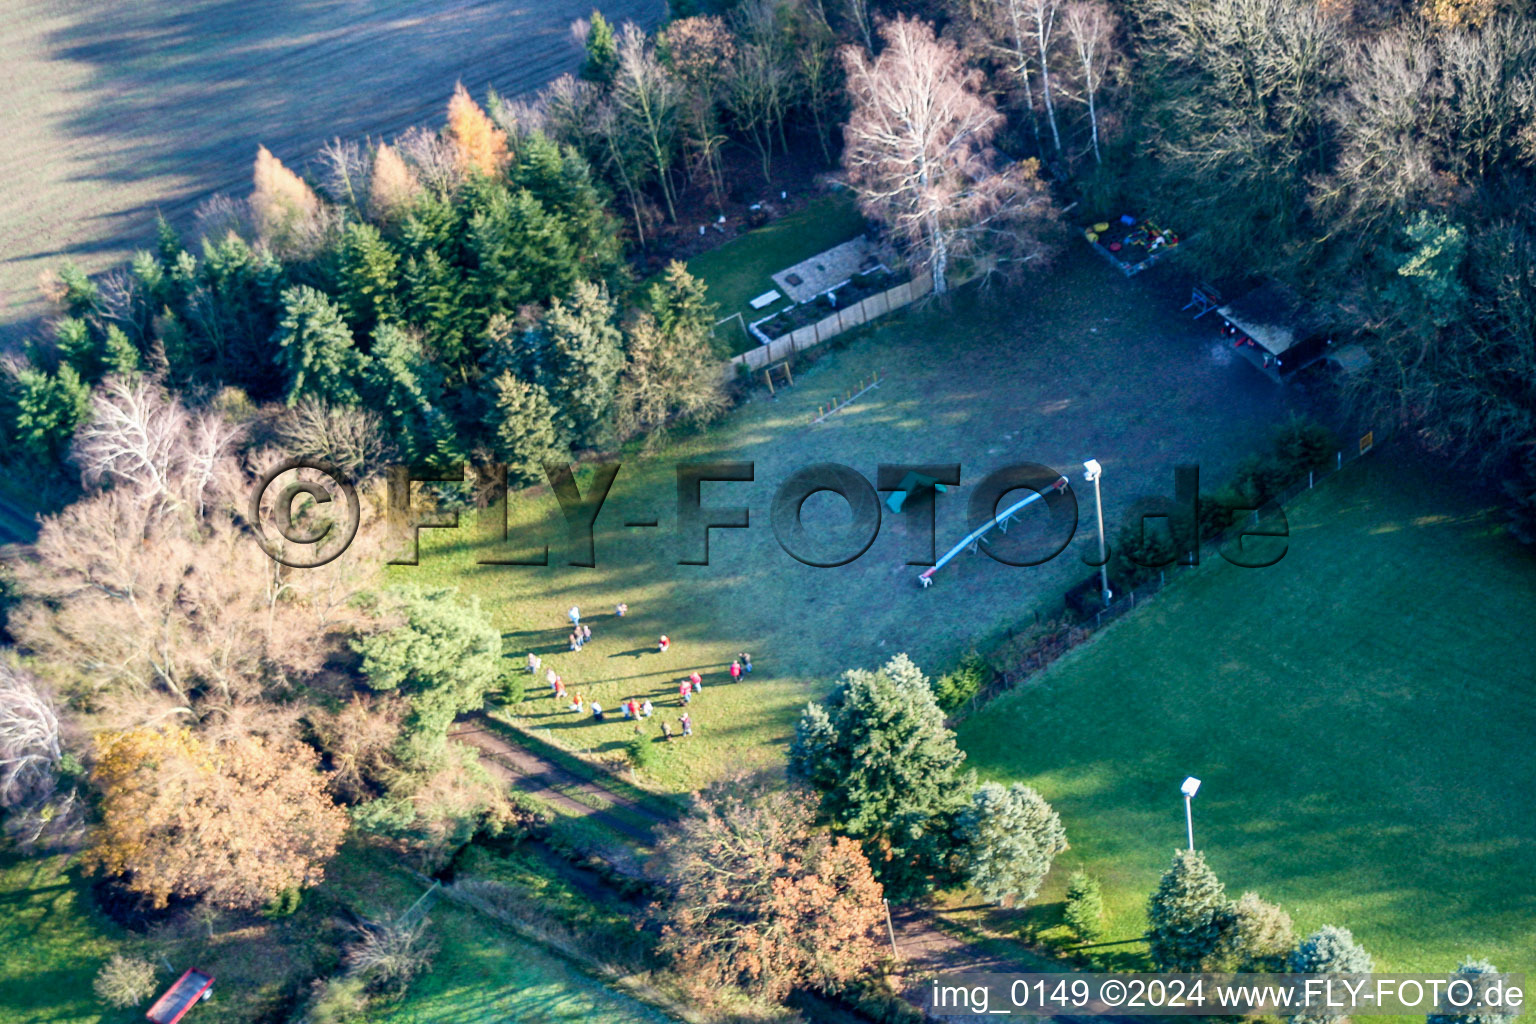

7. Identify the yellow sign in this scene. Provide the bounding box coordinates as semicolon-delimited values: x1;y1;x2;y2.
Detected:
1360;431;1374;454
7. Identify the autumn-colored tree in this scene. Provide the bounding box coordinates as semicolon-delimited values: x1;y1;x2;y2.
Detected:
369;143;423;223
87;725;347;909
445;83;510;177
651;778;887;1001
251;145;324;257
842;18;1059;292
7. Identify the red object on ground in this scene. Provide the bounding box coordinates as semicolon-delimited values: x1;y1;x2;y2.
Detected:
146;969;214;1024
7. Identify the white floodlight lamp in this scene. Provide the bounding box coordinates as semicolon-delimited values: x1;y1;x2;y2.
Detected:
1083;459;1103;481
1181;776;1202;798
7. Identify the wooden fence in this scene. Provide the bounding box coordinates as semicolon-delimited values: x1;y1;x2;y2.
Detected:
728;270;934;373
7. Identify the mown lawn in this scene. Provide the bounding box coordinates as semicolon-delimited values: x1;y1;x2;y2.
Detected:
397;248;1296;791
955;451;1536;980
0;852;119;1024
372;902;671;1024
0;841;667;1024
684;191;867;353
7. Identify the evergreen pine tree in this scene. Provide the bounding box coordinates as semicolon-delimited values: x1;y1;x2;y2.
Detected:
155;215;186;273
647;259;715;340
954;782;1068;906
543;279;622;445
1145;849;1230;971
1214;892;1295;972
1064;871;1106;944
353;586;502;763
484;371;565;484
336;222;401;334
102;326;143;378
361;323;445;464
272;286;366;407
53;318;99;381
511;135;623;276
465;185;578;317
9;365;92;461
1289;927;1374;1024
788;653;970;900
581;11;620;85
403;248;472;367
1427;961;1515;1024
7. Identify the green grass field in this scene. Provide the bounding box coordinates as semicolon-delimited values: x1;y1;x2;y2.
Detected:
955;451;1536;979
0;842;670;1024
373;904;669;1024
399;249;1295;790
684;191;867;353
0;853;119;1024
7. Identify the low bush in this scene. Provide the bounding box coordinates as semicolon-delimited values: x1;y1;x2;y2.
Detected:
1064;871;1106;944
261;886;303;918
932;651;991;712
1270;417;1336;481
300;974;371;1024
626;729;658;770
93;953;158;1009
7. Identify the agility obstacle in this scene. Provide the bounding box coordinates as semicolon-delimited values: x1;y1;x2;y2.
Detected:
812;371;880;424
918;475;1069;587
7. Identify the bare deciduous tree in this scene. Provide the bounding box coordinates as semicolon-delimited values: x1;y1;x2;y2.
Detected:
841;17;1060;293
1026;0;1064;156
317;137;374;212
663;16;737;200
73;376;243;517
725;0;797;181
613;23;682;222
0;662;61;809
396;125;464;195
273;397;395;479
1062;0;1118;164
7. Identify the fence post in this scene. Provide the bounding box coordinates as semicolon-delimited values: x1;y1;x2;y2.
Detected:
1337;451;1342;470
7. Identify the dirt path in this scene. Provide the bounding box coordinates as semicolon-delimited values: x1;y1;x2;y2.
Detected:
453;714;1133;1023
449;718;666;848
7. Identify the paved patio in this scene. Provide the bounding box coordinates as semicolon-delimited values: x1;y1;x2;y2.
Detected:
771;237;892;302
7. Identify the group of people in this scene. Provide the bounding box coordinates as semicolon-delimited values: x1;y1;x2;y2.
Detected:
528;601;757;744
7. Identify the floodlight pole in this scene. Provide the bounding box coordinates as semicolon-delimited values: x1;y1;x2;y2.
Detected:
1180;777;1201;851
1084;461;1111;607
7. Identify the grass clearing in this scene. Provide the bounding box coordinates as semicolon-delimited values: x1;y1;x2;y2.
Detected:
372;900;672;1024
684;191;867;353
0;839;668;1024
0;852;119;1024
397;249;1296;792
955;451;1536;979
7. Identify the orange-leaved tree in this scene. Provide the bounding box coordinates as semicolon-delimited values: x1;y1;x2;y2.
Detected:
651;777;887;1002
445;82;509;176
87;725;347;909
